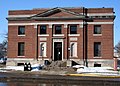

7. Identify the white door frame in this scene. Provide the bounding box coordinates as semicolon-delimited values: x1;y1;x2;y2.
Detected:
53;39;63;61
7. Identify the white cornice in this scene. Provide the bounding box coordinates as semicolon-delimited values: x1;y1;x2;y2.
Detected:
87;13;114;16
8;22;114;26
8;14;36;17
8;13;114;18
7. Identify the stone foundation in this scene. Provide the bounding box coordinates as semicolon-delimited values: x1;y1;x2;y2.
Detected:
6;58;114;68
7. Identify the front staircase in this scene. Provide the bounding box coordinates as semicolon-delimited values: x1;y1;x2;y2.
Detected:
43;60;76;74
44;61;66;70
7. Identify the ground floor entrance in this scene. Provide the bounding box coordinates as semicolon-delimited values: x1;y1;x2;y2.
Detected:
54;42;62;61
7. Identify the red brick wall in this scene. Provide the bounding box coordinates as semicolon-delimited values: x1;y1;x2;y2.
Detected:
87;23;113;59
7;7;114;61
8;25;37;58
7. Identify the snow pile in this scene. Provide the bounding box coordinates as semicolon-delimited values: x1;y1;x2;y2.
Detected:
0;64;43;72
73;65;118;75
5;66;24;71
31;64;43;71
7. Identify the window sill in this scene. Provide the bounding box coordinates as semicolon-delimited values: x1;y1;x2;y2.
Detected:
38;34;49;36
93;57;102;58
39;56;47;57
69;56;78;58
53;34;64;36
93;34;102;36
68;34;80;36
18;35;25;36
17;56;25;57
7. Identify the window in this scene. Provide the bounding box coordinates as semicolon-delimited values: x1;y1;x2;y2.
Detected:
94;42;101;57
40;42;46;57
70;25;77;34
18;42;25;56
40;25;47;34
71;43;74;57
55;25;62;34
18;26;25;35
70;42;77;57
94;25;101;34
40;43;44;56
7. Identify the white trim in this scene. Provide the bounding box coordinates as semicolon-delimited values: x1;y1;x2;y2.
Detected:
49;24;52;28
7;58;34;61
38;34;49;36
39;56;47;57
53;34;64;36
18;35;25;37
93;34;102;36
8;22;83;25
70;42;78;57
38;58;50;60
8;13;114;18
87;13;114;16
8;22;114;26
8;14;36;17
87;22;113;24
68;34;80;36
34;24;37;29
64;24;68;28
87;59;112;61
40;42;47;57
93;57;102;58
40;38;47;41
53;39;63;61
70;37;77;41
17;56;25;57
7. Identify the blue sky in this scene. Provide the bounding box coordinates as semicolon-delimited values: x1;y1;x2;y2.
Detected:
0;0;119;46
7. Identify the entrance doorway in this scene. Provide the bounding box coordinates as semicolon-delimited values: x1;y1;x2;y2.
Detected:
54;42;62;61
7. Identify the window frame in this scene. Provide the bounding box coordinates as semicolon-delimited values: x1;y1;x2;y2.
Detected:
94;25;101;34
54;25;62;34
70;25;77;34
18;26;25;35
40;25;47;34
94;42;101;57
18;42;25;56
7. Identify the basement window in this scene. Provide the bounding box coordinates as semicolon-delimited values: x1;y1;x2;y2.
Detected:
94;63;101;67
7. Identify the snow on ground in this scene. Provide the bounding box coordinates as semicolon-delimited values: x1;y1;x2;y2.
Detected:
0;64;119;76
74;65;119;75
4;66;24;71
0;64;43;72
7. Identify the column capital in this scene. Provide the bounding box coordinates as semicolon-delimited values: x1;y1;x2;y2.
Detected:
34;24;37;29
79;24;83;28
49;24;52;28
64;24;68;28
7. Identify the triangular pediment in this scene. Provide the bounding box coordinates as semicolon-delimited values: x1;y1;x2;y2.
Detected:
32;7;85;18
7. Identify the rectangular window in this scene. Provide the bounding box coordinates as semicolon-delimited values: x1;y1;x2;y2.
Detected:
18;42;25;56
40;25;47;34
18;26;25;35
70;25;77;34
55;25;62;34
94;42;101;57
94;25;101;34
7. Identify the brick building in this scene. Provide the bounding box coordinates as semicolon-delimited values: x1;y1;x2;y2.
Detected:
7;7;115;67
